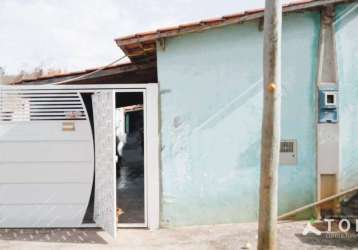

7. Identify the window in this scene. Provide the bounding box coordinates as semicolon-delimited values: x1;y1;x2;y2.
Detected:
325;92;336;106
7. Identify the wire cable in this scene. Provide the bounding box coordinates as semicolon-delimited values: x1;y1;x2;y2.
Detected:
46;54;128;85
334;2;358;25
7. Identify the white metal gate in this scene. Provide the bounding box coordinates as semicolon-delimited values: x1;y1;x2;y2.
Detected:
0;84;159;233
0;88;94;227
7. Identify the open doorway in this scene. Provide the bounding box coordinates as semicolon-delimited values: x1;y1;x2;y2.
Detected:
115;92;146;226
80;84;158;233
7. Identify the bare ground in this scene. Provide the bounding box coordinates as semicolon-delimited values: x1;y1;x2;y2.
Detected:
0;221;357;250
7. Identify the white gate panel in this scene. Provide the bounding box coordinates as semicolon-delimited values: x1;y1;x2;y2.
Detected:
0;184;90;204
0;205;87;228
0;140;92;162
0;89;94;228
0;121;92;141
0;162;91;183
92;91;117;238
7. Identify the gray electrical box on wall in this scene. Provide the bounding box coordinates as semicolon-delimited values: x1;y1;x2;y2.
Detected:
318;83;338;123
280;140;297;165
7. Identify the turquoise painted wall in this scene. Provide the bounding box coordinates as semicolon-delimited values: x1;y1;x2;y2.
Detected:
336;3;358;191
157;12;320;227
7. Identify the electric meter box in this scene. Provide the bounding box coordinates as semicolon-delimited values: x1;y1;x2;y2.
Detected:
318;83;338;123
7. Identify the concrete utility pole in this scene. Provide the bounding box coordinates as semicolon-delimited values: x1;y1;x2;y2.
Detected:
257;0;282;249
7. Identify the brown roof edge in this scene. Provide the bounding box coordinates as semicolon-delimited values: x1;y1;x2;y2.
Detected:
115;0;352;47
11;61;156;85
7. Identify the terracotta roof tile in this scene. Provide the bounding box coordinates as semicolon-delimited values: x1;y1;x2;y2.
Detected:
222;12;245;19
200;17;224;24
118;34;137;40
115;0;350;59
179;21;202;28
157;25;179;32
135;31;157;37
244;8;265;15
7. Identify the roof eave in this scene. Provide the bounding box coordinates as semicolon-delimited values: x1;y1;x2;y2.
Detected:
115;0;353;59
11;61;156;85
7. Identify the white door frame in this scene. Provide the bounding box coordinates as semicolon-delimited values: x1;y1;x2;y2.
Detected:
114;89;147;228
0;83;160;230
143;84;160;230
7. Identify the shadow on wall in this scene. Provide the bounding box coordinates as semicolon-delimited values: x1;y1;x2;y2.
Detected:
193;78;262;132
335;3;358;32
0;228;107;244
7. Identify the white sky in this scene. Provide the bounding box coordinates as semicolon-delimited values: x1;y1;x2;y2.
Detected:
0;0;292;74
